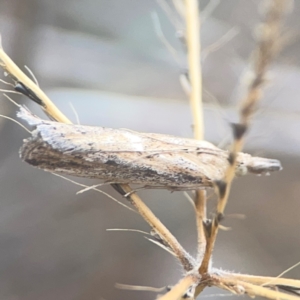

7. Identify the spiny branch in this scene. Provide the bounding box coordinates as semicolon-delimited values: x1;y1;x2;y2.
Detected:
198;0;289;276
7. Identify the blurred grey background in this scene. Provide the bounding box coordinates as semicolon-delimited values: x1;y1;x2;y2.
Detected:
0;0;299;299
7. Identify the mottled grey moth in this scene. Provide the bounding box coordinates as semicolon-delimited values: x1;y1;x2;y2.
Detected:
18;107;281;191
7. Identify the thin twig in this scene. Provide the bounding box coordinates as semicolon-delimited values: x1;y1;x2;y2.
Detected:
185;0;204;140
157;273;200;300
198;0;289;276
116;184;195;270
0;38;71;124
214;274;300;300
184;0;208;274
225;272;300;289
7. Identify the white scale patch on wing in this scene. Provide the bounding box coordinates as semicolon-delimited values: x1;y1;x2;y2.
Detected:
123;131;145;151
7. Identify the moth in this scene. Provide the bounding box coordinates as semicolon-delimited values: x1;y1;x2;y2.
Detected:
18;107;282;191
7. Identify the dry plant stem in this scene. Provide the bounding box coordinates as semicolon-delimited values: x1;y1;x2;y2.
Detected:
198;0;288;276
213;275;300;300
0;46;71;124
226;273;300;289
116;185;195;270
184;0;207;266
158;273;200;300
185;0;204;140
0;44;195;271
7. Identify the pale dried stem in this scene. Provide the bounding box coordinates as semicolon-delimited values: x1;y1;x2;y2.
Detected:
0;43;194;271
157;273;200;300
198;0;289;276
226;272;300;289
184;0;208;272
117;185;195;270
214;274;300;300
0;47;71;124
184;0;204;140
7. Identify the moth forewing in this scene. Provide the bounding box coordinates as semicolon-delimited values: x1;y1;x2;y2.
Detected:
18;107;282;191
